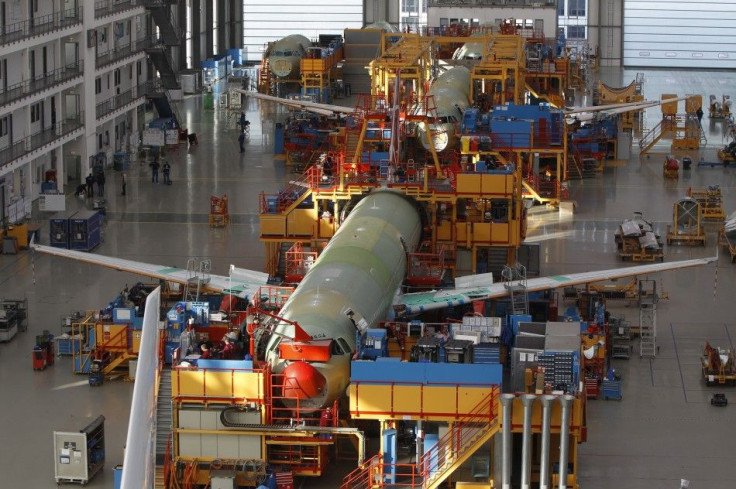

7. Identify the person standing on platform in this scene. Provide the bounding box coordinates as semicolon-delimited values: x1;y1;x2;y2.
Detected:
85;173;95;198
239;112;251;133
163;161;171;185
696;106;704;124
238;130;245;153
121;173;127;196
150;156;160;183
97;172;105;197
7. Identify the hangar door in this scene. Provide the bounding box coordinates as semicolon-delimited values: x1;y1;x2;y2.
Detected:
243;0;363;63
623;0;736;68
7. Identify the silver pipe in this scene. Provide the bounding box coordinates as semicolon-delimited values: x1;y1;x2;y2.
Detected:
500;394;516;489
415;420;423;468
539;395;556;489
520;394;537;489
558;394;575;489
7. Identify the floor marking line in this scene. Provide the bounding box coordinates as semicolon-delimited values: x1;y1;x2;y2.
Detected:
670;323;688;403
649;358;655;387
725;324;734;349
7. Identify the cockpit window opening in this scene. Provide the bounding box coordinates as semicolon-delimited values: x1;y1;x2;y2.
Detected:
337;337;352;354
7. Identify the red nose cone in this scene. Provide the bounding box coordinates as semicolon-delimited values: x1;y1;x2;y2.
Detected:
282;361;326;400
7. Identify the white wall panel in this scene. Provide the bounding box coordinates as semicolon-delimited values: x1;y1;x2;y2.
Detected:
624;0;736;68
243;1;363;62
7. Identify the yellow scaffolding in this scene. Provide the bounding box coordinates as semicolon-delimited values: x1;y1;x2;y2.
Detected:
471;34;527;107
369;33;434;102
300;46;344;103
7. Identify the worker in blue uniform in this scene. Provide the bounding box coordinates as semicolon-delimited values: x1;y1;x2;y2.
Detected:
162;161;171;185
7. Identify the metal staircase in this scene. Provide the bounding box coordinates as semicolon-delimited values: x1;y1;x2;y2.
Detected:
639;118;674;155
155;367;173;488
502;263;529;315
340;391;499;489
146;2;181;45
183;258;211;302
146;44;180;89
144;1;182;90
146;80;183;127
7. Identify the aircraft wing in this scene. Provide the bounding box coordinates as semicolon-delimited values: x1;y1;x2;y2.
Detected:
395;256;714;315
565;100;661;115
565;96;691;123
238;90;355;116
570;103;661;123
32;243;269;300
120;287;160;489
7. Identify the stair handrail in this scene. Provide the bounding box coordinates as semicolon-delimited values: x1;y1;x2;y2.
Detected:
163;432;173;488
148;4;182;45
96;324;130;357
276;166;321;212
340;453;382;489
639;119;665;151
418;388;498;486
342;389;498;489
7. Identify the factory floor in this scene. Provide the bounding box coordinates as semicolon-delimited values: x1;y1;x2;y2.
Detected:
1;67;736;489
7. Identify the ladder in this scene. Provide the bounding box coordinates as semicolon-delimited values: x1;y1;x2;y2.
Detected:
502;263;529;316
638;279;658;358
183;258;211;302
699;121;708;146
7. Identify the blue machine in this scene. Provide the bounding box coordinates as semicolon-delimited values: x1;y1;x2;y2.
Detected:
202;54;232;84
274;123;285;154
165;301;210;364
226;48;244;66
49;210;78;248
357;328;389;359
461;108;480;133
490;103;565;148
69;210;102;251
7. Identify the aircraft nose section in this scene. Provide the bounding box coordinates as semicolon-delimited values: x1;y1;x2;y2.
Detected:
282;361;326;400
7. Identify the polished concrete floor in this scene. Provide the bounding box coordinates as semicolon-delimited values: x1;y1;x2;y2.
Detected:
2;67;736;488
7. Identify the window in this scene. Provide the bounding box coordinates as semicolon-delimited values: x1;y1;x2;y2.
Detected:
129;65;133;80
0;117;8;137
402;0;417;14
568;0;585;17
114;69;121;86
31;103;41;123
137;60;142;76
98;133;103;150
567;25;586;39
95;77;101;94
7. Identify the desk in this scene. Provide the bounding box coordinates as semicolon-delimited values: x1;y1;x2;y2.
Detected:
6;223;29;248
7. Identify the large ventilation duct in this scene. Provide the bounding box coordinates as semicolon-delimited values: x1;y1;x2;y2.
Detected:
520;394;537;489
539;395;556;489
500;394;515;489
558;395;575;489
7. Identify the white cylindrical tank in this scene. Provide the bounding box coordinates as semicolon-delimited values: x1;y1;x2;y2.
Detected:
265;190;423;408
269;34;311;79
364;21;397;33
